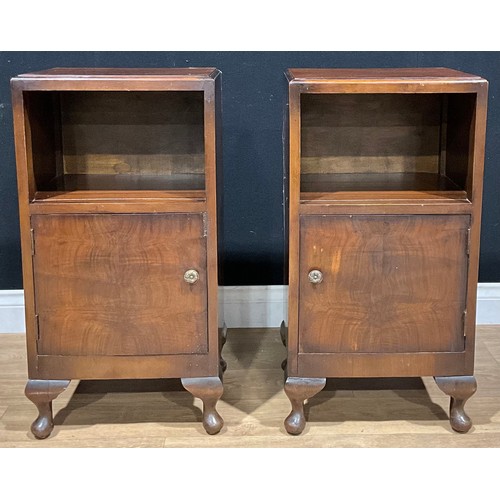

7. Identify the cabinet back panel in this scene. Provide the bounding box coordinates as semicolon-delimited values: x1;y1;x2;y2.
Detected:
299;215;469;354
60;91;205;176
32;213;208;356
301;94;442;174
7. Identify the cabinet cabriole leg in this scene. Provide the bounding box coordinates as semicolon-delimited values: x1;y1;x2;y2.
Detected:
435;376;477;433
24;379;70;439
181;377;224;435
284;377;326;435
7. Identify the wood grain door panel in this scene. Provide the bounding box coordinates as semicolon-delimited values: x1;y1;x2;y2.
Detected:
32;213;207;356
299;215;469;354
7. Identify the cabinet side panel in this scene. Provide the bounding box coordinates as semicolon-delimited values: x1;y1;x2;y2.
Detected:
204;78;220;373
465;84;488;371
215;73;225;331
283;73;290;329
287;83;302;375
11;85;38;375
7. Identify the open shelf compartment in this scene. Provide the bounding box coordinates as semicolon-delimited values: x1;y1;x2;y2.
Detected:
300;93;476;202
24;90;206;197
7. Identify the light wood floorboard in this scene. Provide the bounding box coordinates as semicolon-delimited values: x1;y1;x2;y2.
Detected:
1;327;500;447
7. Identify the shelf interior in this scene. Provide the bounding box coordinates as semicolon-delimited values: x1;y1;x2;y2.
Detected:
300;93;476;197
25;90;206;192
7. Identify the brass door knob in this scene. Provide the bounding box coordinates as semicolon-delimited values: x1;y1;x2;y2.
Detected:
184;269;200;284
308;269;323;284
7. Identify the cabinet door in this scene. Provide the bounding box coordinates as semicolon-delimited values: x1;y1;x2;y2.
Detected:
299;215;469;354
32;213;208;356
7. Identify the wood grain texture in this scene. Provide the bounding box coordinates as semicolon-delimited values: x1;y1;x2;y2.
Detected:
203;74;223;374
2;328;500;447
60;91;205;178
33;190;206;202
32;213;208;356
446;93;476;200
299;201;473;216
299;215;470;354
297;352;467;378
22;92;61;190
286;81;301;376
301;94;442;175
288;68;485;81
19;67;219;78
464;85;488;373
30;190;207;216
11;80;39;376
40;173;205;192
12;69;220;93
300;172;463;194
36;354;211;380
287;68;487;96
20;89;208;193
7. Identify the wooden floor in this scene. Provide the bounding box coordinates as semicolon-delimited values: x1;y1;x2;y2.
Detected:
1;327;500;447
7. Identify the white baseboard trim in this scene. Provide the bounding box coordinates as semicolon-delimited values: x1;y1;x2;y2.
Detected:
0;290;26;334
1;284;499;333
476;283;500;325
222;285;286;329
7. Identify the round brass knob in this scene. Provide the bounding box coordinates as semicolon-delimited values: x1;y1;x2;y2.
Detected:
308;269;323;284
184;269;200;284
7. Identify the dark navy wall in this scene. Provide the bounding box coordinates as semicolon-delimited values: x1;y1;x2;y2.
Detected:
1;52;499;288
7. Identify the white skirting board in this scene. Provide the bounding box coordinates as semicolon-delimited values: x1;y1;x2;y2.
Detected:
0;290;26;334
1;284;499;333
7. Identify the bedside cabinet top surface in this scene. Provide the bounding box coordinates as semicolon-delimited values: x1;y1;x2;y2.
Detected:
12;67;221;93
287;67;487;84
15;67;220;80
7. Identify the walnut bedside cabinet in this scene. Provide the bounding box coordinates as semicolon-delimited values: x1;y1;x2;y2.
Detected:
11;68;225;438
282;68;488;434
